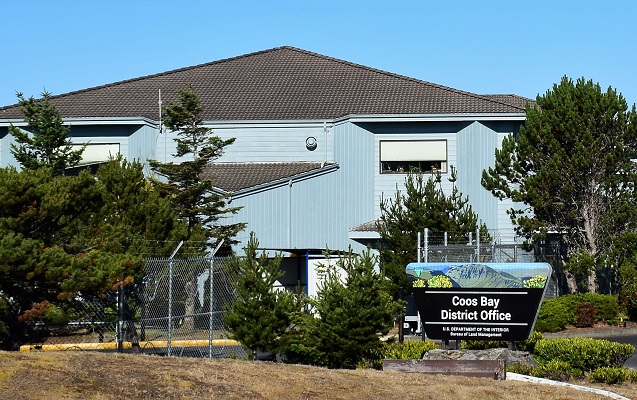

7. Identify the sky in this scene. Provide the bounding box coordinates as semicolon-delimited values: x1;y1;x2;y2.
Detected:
2;1;636;108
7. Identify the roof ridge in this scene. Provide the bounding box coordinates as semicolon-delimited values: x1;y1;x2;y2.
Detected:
2;47;525;112
279;47;528;112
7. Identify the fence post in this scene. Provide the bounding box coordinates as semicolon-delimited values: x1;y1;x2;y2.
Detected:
424;228;429;264
209;239;224;359
444;231;448;262
417;232;421;263
117;283;124;353
476;228;481;262
398;286;404;344
167;241;184;357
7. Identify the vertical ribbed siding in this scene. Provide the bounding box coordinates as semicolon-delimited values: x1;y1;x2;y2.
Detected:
333;121;376;252
129;125;159;166
0;127;6;167
225;168;342;253
456;121;521;239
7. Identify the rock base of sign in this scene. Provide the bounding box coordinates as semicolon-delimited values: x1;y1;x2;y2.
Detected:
423;348;537;368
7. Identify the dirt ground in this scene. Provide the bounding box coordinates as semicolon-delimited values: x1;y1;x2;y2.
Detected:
2;323;636;400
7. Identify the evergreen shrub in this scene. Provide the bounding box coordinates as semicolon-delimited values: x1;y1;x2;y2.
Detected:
575;293;620;324
531;359;572;381
535;293;620;332
506;363;534;375
535;299;573;332
534;338;634;372
588;367;629;384
382;340;438;360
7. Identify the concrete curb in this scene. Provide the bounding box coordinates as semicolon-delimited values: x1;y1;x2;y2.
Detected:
507;373;629;400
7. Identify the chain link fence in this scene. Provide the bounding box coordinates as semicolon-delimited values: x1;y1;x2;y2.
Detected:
416;229;561;298
24;255;247;359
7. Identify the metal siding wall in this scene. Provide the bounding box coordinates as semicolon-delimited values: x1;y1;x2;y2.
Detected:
456;122;520;239
129;125;159;165
0;127;9;167
456;122;498;229
159;123;332;164
228;185;290;250
290;170;344;250
333;122;375;253
226;169;343;253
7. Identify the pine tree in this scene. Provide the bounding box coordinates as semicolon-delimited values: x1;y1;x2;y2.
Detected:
223;232;297;358
9;91;85;175
280;248;402;369
0;161;187;349
377;167;489;293
149;84;245;252
481;76;637;293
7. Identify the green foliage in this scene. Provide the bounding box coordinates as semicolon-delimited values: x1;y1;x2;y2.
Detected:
481;76;637;293
149;84;244;251
535;294;620;332
588;367;629;384
507;363;534;375
523;275;547;289
412;279;426;288
223;233;299;358
280;248;403;369
377;167;489;294
0;160;186;349
427;275;453;288
9;91;85;175
534;338;634;371
382;340;438;360
618;255;637;320
531;359;573;381
535;298;573;332
0;294;12;348
359;339;439;369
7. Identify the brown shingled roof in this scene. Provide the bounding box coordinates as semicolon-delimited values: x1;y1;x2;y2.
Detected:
480;94;535;109
0;46;527;121
200;162;331;192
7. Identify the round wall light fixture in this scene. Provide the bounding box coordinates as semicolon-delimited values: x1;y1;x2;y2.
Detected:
306;136;317;150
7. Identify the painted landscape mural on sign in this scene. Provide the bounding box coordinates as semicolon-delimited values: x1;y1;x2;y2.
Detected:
406;262;552;341
406;262;550;289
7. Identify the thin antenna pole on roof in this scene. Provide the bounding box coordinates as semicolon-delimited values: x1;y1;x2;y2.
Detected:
158;89;163;133
159;89;167;162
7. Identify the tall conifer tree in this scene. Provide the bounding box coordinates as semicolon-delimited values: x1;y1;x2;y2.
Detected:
377;167;488;293
149;84;245;252
481;77;637;293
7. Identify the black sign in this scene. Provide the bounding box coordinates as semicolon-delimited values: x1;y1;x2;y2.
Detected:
412;287;544;341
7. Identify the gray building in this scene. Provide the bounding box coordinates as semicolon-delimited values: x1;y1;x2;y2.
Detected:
0;46;529;256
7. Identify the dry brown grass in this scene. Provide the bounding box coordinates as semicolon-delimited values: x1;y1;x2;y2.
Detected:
0;351;635;400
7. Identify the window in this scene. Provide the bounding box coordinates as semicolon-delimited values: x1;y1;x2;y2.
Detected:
380;140;447;174
72;143;120;166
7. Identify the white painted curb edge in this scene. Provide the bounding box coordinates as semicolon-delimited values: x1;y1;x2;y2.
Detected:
507;373;629;400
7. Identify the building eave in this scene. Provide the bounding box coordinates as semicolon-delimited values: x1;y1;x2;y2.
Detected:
335;113;527;124
217;162;339;198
